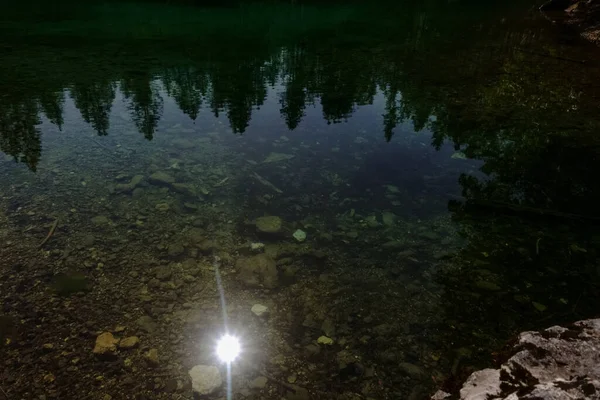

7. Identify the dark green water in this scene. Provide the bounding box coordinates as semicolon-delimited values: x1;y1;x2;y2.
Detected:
1;1;600;399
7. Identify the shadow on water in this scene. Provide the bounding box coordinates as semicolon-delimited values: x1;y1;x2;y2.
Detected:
1;0;600;399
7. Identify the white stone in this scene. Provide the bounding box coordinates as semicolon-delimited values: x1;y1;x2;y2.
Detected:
188;365;222;396
251;304;269;317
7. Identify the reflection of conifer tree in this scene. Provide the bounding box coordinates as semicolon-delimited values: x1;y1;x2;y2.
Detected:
121;76;163;140
0;100;42;171
279;48;310;130
281;79;306;130
382;87;401;142
39;90;65;130
163;67;208;121
318;51;376;123
210;61;267;133
71;80;116;136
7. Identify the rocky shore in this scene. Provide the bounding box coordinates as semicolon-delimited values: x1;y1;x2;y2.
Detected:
541;0;600;45
432;318;600;399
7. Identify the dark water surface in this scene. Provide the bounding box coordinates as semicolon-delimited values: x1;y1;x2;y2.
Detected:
2;1;600;399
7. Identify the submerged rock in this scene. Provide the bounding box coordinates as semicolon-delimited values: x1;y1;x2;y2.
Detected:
237;254;278;289
251;304;269;318
255;216;283;234
250;242;265;252
136;316;158;333
189;365;222;396
172;183;196;197
263;152;294;163
382;211;397;226
149;171;176;187
437;318;600;400
145;348;160;367
91;215;110;226
317;336;333;345
155;266;172;281
93;332;119;358
119;336;140;349
293;229;307;242
115;175;144;194
249;376;268;389
398;362;426;379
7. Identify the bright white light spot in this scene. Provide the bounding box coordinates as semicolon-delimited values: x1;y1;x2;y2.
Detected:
216;334;240;363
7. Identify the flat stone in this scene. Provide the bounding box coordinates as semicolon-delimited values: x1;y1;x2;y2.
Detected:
263;152;294;163
255;216;282;234
459;369;501;400
317;336;333;345
155;202;170;212
145;348;159;367
189;365;222;396
250;242;265;252
172;183;196;197
93;332;119;358
398;362;426;379
249;376;268;389
472;280;501;292
321;318;336;337
168;243;185;258
119;336;140;349
251;304;269;317
91;216;110;226
115;175;144;193
382;211;397;226
155;266;172;281
292;229;307;242
149;171;176;186
237;254;278;289
136;316;158;333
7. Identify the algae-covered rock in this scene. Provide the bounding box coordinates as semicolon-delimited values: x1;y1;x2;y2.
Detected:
293;229;307;242
255;216;283;234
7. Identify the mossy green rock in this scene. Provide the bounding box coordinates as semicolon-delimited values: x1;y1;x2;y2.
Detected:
255;216;283;234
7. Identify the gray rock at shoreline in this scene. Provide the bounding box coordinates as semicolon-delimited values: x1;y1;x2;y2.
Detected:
434;318;600;400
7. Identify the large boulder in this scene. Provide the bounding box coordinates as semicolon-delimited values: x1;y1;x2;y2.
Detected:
433;318;600;399
236;254;278;289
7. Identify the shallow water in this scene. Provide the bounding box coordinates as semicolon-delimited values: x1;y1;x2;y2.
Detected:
1;1;600;399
